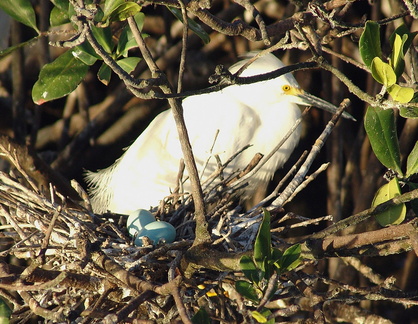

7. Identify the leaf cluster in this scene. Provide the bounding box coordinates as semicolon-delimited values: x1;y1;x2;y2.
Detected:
360;21;416;105
360;22;418;227
236;210;301;323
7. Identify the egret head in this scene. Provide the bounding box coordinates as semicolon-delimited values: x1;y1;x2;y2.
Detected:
225;53;355;121
278;84;356;121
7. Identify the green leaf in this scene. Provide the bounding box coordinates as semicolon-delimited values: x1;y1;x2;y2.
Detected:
387;84;414;103
240;255;261;284
103;0;125;19
0;298;11;323
0;36;40;59
252;311;267;323
371;57;397;87
277;244;301;273
191;307;211;324
270;247;282;262
400;106;418;119
102;0;141;25
406;141;418;177
389;34;407;78
110;2;141;22
254;209;271;278
389;24;418;57
389;25;418;78
251;309;274;324
359;21;382;68
364;106;403;175
117;12;145;57
98;63;112;85
71;44;99;66
50;6;70;27
167;6;210;44
235;280;259;303
91;25;113;54
32;50;89;104
372;178;406;226
93;5;105;23
0;0;39;33
117;57;141;74
51;0;70;11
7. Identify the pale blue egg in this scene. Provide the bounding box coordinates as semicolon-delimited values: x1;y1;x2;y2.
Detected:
126;209;155;237
134;221;176;246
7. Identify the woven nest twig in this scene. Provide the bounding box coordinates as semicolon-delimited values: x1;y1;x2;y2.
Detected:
1;131;418;323
0;133;279;322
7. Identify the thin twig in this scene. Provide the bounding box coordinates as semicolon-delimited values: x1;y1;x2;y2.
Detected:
284;162;330;204
231;108;308;193
128;16;210;245
269;99;350;210
177;0;188;93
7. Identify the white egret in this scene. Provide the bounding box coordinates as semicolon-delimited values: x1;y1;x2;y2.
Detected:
86;53;353;214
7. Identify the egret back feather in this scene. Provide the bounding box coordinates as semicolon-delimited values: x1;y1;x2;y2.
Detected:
86;53;303;214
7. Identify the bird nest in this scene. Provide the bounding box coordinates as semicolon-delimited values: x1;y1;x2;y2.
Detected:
1;134;417;323
0;136;300;323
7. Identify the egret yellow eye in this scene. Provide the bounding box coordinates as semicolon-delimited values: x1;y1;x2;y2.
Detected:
282;85;291;92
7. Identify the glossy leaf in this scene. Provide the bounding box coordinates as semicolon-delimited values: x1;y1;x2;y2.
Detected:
50;0;69;12
389;33;407;78
235;280;259;303
252;311;267;323
389;25;417;77
389;24;418;57
371;57;396;87
101;0;123;26
251;309;274;324
117;12;145;57
32;50;89;104
0;0;39;33
91;25;113;54
400;93;418;118
191;307;211;324
50;0;70;26
71;44;99;66
110;2;141;22
387;84;414;103
102;0;141;25
252;309;274;324
167;6;210;44
359;21;382;68
117;57;141;73
103;0;124;18
270;247;282;262
406;141;418;177
254;209;271;278
275;244;301;273
364;106;403;175
93;5;105;23
400;107;418;119
50;6;70;27
372;178;406;226
240;255;261;284
98;63;112;85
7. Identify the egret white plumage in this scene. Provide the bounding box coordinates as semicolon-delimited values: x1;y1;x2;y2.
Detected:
86;53;353;214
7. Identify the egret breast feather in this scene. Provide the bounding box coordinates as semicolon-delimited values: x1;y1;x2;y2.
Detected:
86;53;343;214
